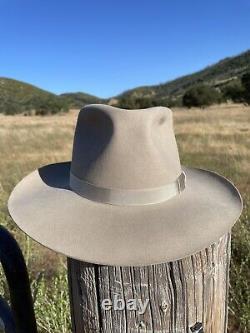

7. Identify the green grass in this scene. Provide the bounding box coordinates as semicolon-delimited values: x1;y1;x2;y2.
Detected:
33;269;71;333
230;204;250;332
0;105;249;332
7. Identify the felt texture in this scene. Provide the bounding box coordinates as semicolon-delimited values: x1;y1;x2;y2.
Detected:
8;105;242;266
71;105;182;188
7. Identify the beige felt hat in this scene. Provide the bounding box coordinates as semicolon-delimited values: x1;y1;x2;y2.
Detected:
8;104;242;266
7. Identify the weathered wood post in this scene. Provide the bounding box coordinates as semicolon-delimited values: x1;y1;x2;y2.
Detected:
68;234;230;333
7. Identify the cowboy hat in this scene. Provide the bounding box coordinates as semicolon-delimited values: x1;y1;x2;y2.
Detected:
8;104;242;266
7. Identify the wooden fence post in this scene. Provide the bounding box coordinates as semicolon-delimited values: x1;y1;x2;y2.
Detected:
68;233;230;333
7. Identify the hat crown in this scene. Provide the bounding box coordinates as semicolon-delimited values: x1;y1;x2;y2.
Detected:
70;104;182;190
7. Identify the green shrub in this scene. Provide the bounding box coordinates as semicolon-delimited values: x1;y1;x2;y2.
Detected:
2;102;20;115
117;96;181;109
183;85;222;108
117;97;157;109
241;73;250;104
34;96;68;116
222;83;245;103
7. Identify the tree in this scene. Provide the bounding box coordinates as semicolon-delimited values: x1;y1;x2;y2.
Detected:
241;73;250;104
182;85;222;108
3;102;20;115
33;96;69;115
222;83;244;103
117;97;158;109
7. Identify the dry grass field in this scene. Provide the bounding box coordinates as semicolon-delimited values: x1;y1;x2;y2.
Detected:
0;104;249;332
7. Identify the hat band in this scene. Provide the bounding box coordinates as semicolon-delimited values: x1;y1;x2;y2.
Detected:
69;171;186;206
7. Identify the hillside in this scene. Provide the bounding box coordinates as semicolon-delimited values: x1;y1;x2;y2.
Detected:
60;92;103;108
0;78;69;115
1;50;250;114
115;50;250;101
0;78;101;115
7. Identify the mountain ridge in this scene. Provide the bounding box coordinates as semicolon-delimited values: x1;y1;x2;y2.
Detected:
0;77;102;114
1;49;249;113
116;50;250;102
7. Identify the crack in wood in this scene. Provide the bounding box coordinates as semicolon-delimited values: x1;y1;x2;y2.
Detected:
68;233;230;332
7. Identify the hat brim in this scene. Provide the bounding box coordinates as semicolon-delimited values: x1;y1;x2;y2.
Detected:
8;162;242;266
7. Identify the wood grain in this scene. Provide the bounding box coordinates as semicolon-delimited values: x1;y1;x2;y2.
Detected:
68;233;230;333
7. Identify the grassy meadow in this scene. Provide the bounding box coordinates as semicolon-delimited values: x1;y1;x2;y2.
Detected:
0;104;249;332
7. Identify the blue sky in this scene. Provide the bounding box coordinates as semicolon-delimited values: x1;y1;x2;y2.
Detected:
0;0;249;98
